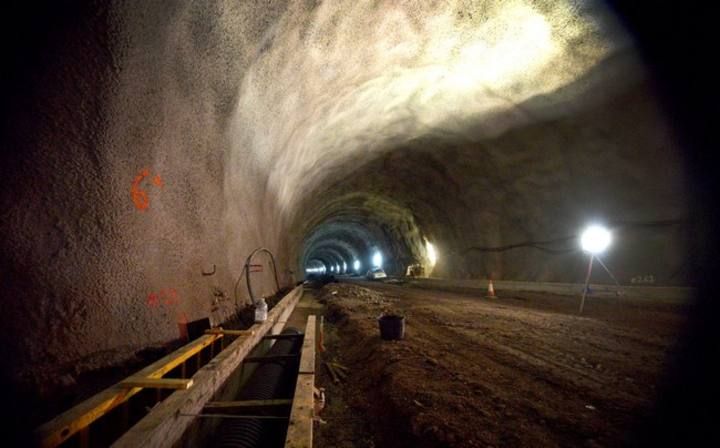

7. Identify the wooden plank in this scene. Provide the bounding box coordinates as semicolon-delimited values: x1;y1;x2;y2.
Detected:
298;316;316;375
204;399;292;413
205;328;254;336
121;378;193;390
112;286;303;448
285;315;316;448
284;375;314;448
34;333;222;448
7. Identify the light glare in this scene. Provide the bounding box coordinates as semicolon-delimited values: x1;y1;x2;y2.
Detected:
372;251;383;268
580;225;612;254
425;240;437;266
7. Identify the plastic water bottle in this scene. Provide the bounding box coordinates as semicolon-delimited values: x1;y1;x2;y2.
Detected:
254;297;268;323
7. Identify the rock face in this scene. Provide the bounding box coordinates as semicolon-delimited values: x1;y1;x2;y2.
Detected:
0;0;687;409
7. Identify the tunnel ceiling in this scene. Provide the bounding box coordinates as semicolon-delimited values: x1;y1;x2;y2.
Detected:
235;1;685;279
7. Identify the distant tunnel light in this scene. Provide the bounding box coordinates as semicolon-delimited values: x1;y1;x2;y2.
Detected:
580;225;612;254
335;264;340;273
342;261;347;273
353;259;361;272
372;251;383;268
425;239;437;266
305;265;326;274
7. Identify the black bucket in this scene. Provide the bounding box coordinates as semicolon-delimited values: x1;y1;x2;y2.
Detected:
378;314;405;340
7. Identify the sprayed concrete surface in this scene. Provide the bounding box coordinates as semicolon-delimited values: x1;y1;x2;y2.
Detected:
0;0;690;439
314;281;687;447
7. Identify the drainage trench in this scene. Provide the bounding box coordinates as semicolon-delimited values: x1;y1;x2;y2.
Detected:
208;327;303;448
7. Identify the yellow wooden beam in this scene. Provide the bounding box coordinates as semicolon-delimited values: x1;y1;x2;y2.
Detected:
121;377;193;390
34;333;222;448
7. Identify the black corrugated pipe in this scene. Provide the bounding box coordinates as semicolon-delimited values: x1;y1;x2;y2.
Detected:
213;327;302;448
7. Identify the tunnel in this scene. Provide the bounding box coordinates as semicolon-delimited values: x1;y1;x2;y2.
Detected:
1;1;717;446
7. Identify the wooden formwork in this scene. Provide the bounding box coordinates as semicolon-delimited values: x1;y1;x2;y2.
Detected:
34;285;304;448
111;286;302;447
34;333;223;448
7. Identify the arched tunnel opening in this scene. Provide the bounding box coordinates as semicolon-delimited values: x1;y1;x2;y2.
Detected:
1;1;718;447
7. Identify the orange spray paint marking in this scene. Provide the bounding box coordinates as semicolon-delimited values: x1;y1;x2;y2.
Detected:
147;288;181;308
161;288;179;306
131;168;163;211
146;292;160;308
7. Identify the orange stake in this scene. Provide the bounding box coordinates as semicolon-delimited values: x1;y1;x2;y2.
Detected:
486;279;497;299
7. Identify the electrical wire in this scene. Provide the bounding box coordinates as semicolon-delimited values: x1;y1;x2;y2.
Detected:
462;218;683;255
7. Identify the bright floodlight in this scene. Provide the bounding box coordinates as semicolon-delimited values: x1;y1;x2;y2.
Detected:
580;225;612;254
372;251;383;268
353;260;360;271
426;240;437;266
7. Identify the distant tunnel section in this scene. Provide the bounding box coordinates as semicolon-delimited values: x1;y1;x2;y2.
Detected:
296;193;436;278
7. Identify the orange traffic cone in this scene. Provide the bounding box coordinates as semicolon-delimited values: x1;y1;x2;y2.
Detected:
486;279;497;299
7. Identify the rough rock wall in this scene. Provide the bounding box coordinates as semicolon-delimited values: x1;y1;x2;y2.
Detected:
0;1;293;399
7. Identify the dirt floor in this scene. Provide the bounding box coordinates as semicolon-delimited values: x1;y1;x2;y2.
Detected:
312;280;688;448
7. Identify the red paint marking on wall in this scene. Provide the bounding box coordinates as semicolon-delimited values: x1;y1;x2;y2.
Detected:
162;288;179;305
249;263;263;273
146;288;181;308
131;168;164;211
146;291;160;308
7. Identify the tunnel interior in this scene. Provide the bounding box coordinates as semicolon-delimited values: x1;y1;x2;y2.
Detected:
0;0;709;444
290;58;688;283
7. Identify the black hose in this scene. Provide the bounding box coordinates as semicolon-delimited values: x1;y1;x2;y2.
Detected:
233;264;248;310
461;219;684;255
244;248;281;305
213;327;302;448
